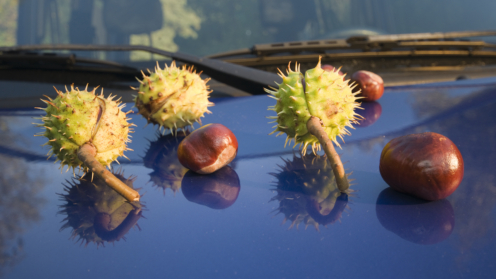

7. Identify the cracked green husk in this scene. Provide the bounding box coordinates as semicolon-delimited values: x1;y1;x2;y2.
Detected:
35;85;133;172
134;61;214;133
266;57;362;153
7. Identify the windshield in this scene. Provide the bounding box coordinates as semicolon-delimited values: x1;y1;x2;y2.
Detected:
2;0;496;60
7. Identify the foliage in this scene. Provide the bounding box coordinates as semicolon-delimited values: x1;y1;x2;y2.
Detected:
0;0;18;46
176;0;272;57
130;0;201;60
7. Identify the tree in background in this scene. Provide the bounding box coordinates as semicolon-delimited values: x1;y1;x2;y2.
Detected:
0;0;18;46
129;0;201;60
175;0;272;57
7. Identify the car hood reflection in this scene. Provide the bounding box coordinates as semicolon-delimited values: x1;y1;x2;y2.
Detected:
181;166;240;210
376;188;455;245
143;131;189;195
356;101;382;127
58;170;143;247
270;152;350;231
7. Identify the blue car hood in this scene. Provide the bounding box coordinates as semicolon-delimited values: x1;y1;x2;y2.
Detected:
1;76;496;279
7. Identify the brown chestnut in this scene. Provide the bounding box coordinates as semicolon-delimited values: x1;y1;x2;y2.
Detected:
177;124;238;174
350;70;384;102
379;132;464;201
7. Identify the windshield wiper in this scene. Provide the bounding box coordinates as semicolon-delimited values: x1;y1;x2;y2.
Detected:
0;51;138;72
207;30;496;66
0;44;281;95
3;30;494;95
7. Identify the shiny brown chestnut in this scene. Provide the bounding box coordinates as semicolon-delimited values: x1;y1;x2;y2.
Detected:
177;123;238;174
379;132;464;201
350;70;384;102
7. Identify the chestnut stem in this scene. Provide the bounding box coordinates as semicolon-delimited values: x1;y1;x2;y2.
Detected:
77;143;140;202
306;116;349;192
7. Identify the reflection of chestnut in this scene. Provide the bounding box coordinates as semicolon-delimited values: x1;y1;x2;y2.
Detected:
376;188;455;245
380;132;464;201
356;101;382;127
350;70;384;102
181;166;240;209
177;124;238;174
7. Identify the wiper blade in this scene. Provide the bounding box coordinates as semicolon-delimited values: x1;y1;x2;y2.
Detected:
207;30;496;63
0;44;281;95
347;30;496;50
350;30;496;43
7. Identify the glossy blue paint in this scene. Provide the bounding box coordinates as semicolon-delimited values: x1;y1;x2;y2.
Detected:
1;76;496;279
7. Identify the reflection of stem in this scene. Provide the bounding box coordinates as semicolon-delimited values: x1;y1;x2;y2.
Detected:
306;116;349;192
77;143;140;202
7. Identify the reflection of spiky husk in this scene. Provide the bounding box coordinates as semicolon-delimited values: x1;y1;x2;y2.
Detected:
134;61;214;133
35;85;133;173
272;152;337;199
271;191;320;230
270;152;350;230
266;57;362;153
58;170;142;247
143;131;189;194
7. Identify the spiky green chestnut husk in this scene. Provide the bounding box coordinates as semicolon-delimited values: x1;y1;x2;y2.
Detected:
36;85;133;172
58;170;142;246
134;61;214;133
266;58;362;153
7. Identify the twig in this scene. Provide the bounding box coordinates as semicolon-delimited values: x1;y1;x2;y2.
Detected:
77;143;140;202
306;116;350;192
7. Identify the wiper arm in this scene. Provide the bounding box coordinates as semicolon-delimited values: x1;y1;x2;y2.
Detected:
0;44;281;95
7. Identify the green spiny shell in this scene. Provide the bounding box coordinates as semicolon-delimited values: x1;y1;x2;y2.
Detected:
134;61;214;133
266;58;362;153
36;85;133;172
